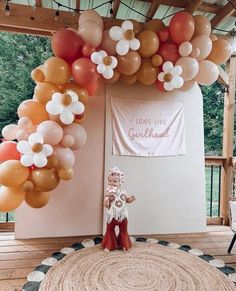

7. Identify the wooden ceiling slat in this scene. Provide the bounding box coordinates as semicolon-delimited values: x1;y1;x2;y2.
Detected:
211;0;236;27
76;0;80;10
185;0;203;14
35;0;42;7
146;0;161;20
112;0;121;18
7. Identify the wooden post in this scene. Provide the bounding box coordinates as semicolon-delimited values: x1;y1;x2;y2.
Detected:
221;57;236;225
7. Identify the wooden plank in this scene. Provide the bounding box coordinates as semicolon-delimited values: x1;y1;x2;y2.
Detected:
221;57;236;225
35;0;42;7
218;66;230;87
0;222;14;232
112;0;121;18
0;278;27;291
185;0;203;14
211;0;236;27
76;0;80;10
0;267;34;280
207;217;223;225
0;250;58;261
146;0;160;20
205;156;226;166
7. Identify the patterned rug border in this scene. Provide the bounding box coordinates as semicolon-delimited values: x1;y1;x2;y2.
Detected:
22;236;236;291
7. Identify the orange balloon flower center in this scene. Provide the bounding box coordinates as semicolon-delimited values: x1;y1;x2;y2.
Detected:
124;29;135;40
61;94;72;106
164;73;173;82
31;143;43;153
103;56;112;66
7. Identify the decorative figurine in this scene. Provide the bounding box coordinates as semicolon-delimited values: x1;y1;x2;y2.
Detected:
101;167;135;253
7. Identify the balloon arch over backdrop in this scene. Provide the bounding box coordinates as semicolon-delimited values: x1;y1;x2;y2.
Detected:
0;10;232;211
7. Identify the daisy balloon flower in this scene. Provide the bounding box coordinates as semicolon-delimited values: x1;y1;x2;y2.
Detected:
158;61;184;91
91;50;117;79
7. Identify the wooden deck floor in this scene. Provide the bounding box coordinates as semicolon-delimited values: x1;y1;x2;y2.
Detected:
0;226;236;291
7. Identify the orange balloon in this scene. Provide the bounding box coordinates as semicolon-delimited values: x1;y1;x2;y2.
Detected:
18;100;49;125
193;15;211;38
31;168;60;192
34;82;61;104
117;51;141;76
62;82;89;104
0;186;25;212
58;168;74;180
152;54;163;67
120;74;137;85
31;67;45;83
103;70;120;84
207;39;232;65
46;154;58;169
146;19;165;33
0;160;30;187
22;181;35;192
25;190;50;208
130;19;143;35
0;141;20;162
137;30;159;58
136;58;159;85
44;57;71;85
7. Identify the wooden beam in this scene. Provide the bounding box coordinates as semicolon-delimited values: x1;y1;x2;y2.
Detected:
185;0;203;14
112;0;121;18
76;0;80;10
35;0;42;7
221;57;236;225
146;0;161;20
218;66;229;87
211;0;236;27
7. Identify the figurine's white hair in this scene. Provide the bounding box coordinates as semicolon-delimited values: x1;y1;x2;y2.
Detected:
108;167;124;184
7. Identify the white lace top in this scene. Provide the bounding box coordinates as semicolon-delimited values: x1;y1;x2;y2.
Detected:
105;189;129;224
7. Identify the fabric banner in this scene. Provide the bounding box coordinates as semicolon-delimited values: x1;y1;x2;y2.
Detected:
110;97;186;157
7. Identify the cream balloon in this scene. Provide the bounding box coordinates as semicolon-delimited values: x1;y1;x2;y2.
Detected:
79;9;103;30
2;124;18;140
195;60;219;85
191;35;212;60
79;20;102;48
54;146;75;169
175;57;199;81
100;30;117;56
37;120;63;146
62;123;87;150
179;42;192;57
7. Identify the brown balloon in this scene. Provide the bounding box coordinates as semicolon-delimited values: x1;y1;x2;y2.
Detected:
137;30;160;58
44;57;71;85
193;15;211;37
120;74;137;85
62;81;89;104
152;54;163;67
46;154;59;169
22;181;35;192
129;19;143;35
34;82;61;104
31;168;60;192
146;19;165;33
0;186;25;212
25;190;50;208
207;39;232;65
103;70;121;84
0;160;30;188
31;67;45;83
58;168;74;180
117;51;141;76
136;58;159;85
100;30;117;56
49;114;66;127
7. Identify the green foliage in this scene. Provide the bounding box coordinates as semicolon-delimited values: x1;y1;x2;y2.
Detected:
0;32;52;132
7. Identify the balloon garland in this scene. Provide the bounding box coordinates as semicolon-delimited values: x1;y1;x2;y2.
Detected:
0;10;232;211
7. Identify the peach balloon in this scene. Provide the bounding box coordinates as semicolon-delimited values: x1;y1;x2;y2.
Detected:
25;190;50;208
44;57;71;85
137;30;159;58
179;42;192;57
18;117;33;129
31;67;45;83
18;100;49;125
100;30;117;56
117;51;141;76
37;120;63;145
0;186;25;212
193;15;211;37
58;168;74;180
62;123;87;150
178;80;196;92
79;20;102;48
207;39;232;65
61;135;75;147
0;141;20;162
2;124;18;140
176;57;199;81
34;82;61;104
120;74;137;85
0;160;30;187
79;9;103;30
54;147;75;168
16;130;29;141
146;19;165;33
62;82;89;104
31;168;60;192
191;35;212;60
136;58;159;85
195;60;219;85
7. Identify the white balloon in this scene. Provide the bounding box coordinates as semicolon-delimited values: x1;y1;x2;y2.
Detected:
129;38;140;51
2;124;18;140
163;61;173;72
69;102;85;115
172;76;184;89
110;56;118;69
46;101;62;115
122;20;133;31
21;154;34;167
109;26;123;41
164;82;174;91
103;68;114;79
171;65;182;76
91;52;102;65
116;39;129;56
179;42;192;57
33;153;47;168
60;109;74;125
29;133;44;145
97;63;106;74
17;140;30;154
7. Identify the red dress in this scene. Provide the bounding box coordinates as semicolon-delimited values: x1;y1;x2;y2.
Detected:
101;191;132;251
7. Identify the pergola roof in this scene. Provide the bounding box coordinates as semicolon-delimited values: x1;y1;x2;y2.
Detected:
8;0;235;35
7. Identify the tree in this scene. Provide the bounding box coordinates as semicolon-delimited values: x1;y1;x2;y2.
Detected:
0;32;51;132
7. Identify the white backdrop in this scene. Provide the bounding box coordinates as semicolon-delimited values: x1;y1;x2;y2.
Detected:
104;82;206;235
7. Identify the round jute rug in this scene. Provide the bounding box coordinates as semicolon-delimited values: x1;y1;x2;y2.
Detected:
24;238;236;291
